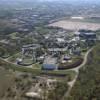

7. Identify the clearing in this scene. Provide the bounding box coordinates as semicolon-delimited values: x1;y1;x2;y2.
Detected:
49;20;100;31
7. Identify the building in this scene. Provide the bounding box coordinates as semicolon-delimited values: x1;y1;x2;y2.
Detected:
42;64;56;70
75;30;96;40
79;32;96;40
21;44;41;64
56;38;67;48
63;55;71;60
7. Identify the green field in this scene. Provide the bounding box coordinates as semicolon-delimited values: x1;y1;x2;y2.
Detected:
64;17;100;24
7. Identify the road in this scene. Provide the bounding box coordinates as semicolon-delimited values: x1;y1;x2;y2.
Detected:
62;48;93;100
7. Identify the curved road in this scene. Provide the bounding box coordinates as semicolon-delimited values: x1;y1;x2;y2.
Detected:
62;48;93;100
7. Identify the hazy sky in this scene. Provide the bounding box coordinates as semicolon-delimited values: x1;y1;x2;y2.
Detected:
1;0;100;4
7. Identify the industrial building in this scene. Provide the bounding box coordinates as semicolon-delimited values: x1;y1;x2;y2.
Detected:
75;31;96;41
42;64;57;70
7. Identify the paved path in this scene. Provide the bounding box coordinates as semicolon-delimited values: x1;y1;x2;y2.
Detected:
62;48;93;100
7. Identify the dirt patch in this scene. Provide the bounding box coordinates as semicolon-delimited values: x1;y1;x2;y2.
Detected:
49;20;100;31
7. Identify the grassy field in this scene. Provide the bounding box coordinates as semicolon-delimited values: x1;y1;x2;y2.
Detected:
0;47;10;58
44;70;76;81
8;52;21;62
63;17;100;24
0;68;15;97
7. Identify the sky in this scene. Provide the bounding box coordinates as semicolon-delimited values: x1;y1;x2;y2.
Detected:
1;0;100;4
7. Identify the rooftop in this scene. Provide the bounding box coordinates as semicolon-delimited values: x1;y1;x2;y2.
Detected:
42;64;56;70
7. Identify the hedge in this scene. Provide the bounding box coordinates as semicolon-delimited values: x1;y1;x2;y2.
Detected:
58;58;83;70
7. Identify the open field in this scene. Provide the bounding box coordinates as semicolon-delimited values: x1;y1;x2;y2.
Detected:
0;68;15;97
49;20;100;31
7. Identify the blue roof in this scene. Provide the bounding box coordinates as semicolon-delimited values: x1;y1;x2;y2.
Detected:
42;64;56;70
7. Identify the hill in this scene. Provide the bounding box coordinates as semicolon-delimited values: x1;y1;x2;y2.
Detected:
67;43;100;100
